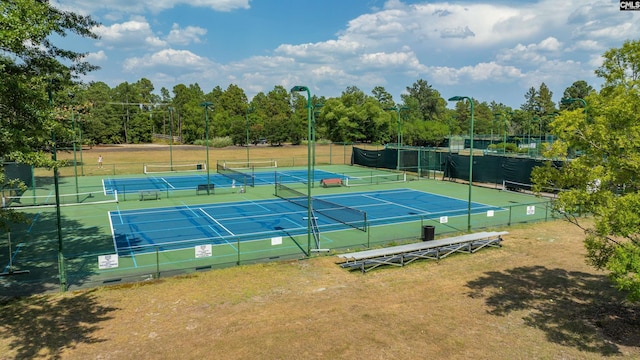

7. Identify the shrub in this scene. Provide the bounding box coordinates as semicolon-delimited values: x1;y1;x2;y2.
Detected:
193;137;234;148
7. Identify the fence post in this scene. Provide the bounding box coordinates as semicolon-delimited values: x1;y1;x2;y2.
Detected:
155;246;160;279
237;237;241;265
329;143;333;165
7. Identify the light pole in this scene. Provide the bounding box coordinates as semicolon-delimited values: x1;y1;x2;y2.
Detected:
245;106;253;165
199;102;213;194
78;115;84;176
48;79;66;291
311;103;323;187
68;93;79;200
291;85;312;256
386;106;409;170
448;116;452;153
527;116;532;155
561;97;587;121
448;96;474;231
168;107;174;171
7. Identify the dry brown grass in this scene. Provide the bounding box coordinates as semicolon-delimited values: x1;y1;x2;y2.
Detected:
54;143;361;176
1;220;639;360
4;145;639;359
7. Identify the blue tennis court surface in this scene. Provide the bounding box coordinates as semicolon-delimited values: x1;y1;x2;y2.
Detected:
109;189;503;254
103;169;344;194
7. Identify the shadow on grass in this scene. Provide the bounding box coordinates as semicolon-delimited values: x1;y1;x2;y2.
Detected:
0;289;117;359
466;266;640;356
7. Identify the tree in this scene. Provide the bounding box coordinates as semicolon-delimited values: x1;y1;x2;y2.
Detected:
400;79;448;146
402;79;446;121
218;84;248;143
371;86;394;108
560;80;594;111
532;40;640;301
0;0;99;229
595;39;640;90
262;86;292;145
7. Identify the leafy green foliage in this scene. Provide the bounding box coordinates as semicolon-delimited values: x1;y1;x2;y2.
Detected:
533;39;640;301
0;0;99;228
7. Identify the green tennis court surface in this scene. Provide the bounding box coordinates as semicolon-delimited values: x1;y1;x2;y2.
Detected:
109;189;503;254
1;164;554;294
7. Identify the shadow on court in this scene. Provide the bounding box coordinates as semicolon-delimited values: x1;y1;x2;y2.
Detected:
0;289;117;359
2;210;115;297
466;265;640;356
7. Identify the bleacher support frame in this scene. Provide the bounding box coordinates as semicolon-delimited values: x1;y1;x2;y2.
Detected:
336;231;507;273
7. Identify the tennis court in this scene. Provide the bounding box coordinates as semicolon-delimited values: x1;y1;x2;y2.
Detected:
102;169;349;194
109;188;503;255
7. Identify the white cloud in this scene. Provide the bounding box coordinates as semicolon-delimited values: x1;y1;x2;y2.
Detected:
359;51;425;72
123;49;213;72
537;37;561;51
83;51;108;63
496;37;563;65
429;62;524;85
275;40;364;62
589;23;638;40
340;2;538;50
166;24;208;46
93;19;166;49
51;0;250;15
566;40;602;52
76;0;639;107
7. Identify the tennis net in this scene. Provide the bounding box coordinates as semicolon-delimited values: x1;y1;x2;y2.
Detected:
2;190;119;209
216;164;255;187
275;183;367;231
345;172;406;187
143;163;205;174
222;160;277;169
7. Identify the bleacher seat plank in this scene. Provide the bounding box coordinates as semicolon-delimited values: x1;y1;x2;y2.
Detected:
336;231;507;273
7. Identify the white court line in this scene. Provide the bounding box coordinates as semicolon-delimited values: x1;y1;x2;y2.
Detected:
160;177;176;189
199;208;235;236
362;194;430;214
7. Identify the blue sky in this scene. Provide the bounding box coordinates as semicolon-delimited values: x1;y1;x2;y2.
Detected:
53;0;640;108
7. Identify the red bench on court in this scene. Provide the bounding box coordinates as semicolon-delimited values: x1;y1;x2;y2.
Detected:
320;178;343;188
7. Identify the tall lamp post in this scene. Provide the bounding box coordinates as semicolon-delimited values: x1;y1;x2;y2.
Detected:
245;106;253;165
448;96;474;232
385;106;409;171
168;107;174;171
291;85;312;256
78;114;84;176
48;79;66;291
561;97;587;120
311;103;323;187
68;93;79;200
199;102;213;194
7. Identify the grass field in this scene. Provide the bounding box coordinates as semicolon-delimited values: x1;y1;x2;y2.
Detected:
1;220;639;359
1;144;638;359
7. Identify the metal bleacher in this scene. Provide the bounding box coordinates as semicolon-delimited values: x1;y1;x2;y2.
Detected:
336;231;508;273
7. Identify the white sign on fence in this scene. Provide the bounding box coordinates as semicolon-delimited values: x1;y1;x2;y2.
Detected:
98;254;119;270
195;244;213;258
